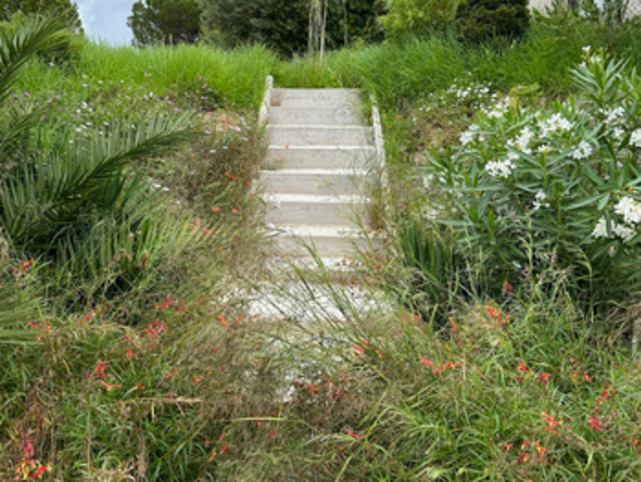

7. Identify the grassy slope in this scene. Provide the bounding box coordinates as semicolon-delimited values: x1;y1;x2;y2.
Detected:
2;17;641;479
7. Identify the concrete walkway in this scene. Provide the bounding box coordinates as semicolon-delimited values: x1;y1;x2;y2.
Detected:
246;84;386;323
259;87;378;267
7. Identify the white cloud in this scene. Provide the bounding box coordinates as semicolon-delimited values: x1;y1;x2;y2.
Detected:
76;0;135;45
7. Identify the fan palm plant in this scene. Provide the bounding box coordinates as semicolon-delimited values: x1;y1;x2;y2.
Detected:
0;18;198;341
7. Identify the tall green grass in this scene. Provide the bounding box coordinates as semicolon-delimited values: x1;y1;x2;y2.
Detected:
17;42;278;109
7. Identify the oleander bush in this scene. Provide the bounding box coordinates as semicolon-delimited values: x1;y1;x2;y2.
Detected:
426;48;641;307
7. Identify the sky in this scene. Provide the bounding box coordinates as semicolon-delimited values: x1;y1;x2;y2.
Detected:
76;0;136;46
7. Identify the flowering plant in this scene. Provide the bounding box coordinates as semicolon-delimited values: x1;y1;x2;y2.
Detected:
426;47;641;302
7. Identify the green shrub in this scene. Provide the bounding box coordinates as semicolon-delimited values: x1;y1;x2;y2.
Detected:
378;0;463;38
426;48;641;308
456;0;530;44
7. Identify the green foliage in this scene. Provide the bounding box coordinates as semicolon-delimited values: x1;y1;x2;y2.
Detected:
378;0;463;38
199;0;380;57
128;0;202;46
576;0;631;26
199;0;309;57
426;51;641;307
0;0;81;33
456;0;530;44
0;250;40;344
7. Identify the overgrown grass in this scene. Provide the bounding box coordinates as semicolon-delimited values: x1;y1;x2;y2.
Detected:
2;13;641;481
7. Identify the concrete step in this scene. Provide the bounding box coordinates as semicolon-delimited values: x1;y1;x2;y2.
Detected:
259;169;368;196
267;107;364;126
269;126;373;147
263;194;368;226
275;235;367;258
270;225;366;258
265;146;376;170
247;281;381;322
270;89;361;108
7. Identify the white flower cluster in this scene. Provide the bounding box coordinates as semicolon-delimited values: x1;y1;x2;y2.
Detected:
600;106;625;125
420;79;497;115
580;45;603;66
592;217;636;242
481;97;511;119
533;191;549;211
572;140;593;160
537;112;573;136
615;196;641;225
506;126;535;160
460;124;481;146
485;159;516;178
447;80;492;102
630;128;641;148
592;197;641;243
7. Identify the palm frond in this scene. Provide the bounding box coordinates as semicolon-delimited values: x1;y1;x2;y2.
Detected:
0;113;196;247
0;17;69;105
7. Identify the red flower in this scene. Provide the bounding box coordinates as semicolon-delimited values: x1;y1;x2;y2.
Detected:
589;417;603;432
95;361;107;373
517;363;528;373
29;466;50;479
24;438;34;458
99;380;121;391
596;386;609;405
420;356;434;367
538;373;550;383
449;318;459;333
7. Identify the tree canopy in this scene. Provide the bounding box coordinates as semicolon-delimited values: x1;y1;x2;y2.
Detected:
198;0;380;57
128;0;201;46
0;0;82;32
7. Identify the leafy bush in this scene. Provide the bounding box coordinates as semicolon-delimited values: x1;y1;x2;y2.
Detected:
378;0;463;38
456;0;530;44
426;48;641;307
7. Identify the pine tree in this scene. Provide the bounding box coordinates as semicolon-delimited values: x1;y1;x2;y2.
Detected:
128;0;201;46
0;0;82;32
456;0;530;44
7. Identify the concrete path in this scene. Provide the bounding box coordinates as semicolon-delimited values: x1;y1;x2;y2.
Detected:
259;87;378;267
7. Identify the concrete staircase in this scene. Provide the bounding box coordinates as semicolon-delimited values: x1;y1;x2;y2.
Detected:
259;86;380;267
